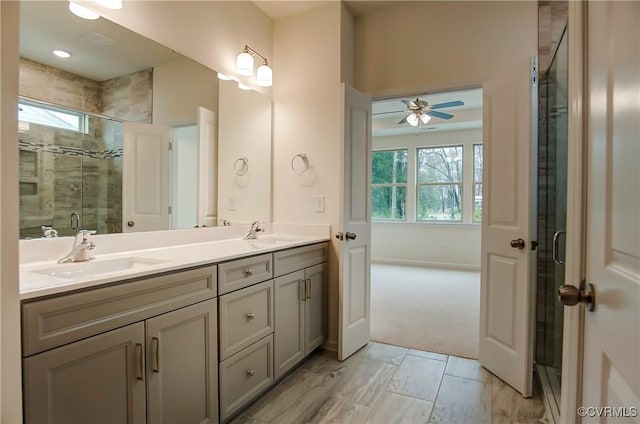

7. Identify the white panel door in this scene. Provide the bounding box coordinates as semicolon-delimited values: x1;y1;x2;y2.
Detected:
123;123;170;233
479;59;536;397
580;2;640;421
338;84;372;361
197;107;217;227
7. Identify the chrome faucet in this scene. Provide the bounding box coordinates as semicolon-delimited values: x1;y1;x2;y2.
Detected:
243;221;264;240
58;230;97;264
41;225;58;238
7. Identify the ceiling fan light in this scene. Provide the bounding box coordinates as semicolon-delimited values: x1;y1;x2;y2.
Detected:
406;113;419;127
236;52;254;76
420;113;431;124
68;1;100;20
256;64;272;87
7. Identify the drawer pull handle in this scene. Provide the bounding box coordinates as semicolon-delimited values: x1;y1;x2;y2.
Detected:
306;279;312;299
152;337;160;373
245;269;254;276
247;369;255;377
247;313;255;320
135;343;144;381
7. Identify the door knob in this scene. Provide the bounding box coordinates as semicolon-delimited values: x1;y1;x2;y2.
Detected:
510;238;525;249
127;220;135;228
558;283;595;311
345;232;357;240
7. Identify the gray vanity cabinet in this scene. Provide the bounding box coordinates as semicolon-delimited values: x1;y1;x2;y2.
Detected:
24;322;147;424
273;246;328;380
146;299;218;424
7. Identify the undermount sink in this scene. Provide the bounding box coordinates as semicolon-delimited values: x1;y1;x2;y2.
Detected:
30;257;169;279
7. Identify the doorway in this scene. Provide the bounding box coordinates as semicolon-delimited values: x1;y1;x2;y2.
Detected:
370;88;483;359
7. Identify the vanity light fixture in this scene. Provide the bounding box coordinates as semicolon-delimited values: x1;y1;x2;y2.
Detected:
53;50;71;58
236;45;273;87
68;1;100;20
217;72;233;81
237;82;252;91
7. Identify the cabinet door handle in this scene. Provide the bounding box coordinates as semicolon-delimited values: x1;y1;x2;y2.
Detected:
152;337;160;373
246;369;255;377
300;279;306;301
246;313;255;320
306;279;312;299
135;343;144;381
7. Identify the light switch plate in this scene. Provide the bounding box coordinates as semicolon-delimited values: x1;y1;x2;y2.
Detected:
314;195;325;212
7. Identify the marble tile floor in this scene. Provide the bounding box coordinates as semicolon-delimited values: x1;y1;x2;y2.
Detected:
231;342;549;424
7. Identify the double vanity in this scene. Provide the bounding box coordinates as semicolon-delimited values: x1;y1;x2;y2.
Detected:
19;224;330;423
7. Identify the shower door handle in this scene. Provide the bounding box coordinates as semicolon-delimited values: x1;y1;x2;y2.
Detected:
552;230;566;265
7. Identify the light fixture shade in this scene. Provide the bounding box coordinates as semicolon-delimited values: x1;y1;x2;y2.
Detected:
236;52;254;76
95;0;122;9
420;113;431;124
217;72;232;81
237;82;251;91
68;1;100;19
406;113;419;127
256;64;273;87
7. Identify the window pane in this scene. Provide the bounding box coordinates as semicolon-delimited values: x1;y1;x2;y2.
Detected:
372;186;406;219
417;146;463;183
474;144;483;182
417;184;462;221
18;101;82;132
474;183;483;222
372;150;408;184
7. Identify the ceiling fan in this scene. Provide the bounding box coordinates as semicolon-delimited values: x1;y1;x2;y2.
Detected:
397;98;464;127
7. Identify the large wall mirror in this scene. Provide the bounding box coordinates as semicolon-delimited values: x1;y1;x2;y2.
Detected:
18;1;271;239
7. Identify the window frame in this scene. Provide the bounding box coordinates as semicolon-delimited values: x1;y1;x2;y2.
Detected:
18;98;88;134
371;148;409;221
415;144;464;223
473;143;483;223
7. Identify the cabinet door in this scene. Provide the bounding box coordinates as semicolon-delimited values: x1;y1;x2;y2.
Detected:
305;263;327;355
274;270;305;379
24;322;146;424
146;299;218;424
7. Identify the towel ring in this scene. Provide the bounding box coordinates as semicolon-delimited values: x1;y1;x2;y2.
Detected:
291;153;309;174
234;157;249;176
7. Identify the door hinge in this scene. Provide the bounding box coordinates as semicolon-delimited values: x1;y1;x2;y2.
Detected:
531;240;538;251
168;206;172;215
168;141;173;151
531;56;538;88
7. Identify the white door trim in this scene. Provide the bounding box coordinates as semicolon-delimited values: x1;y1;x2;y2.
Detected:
561;2;587;422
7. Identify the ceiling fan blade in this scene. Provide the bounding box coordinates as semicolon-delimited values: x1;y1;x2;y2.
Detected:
372;110;406;116
397;115;409;125
427;110;454;120
429;100;464;109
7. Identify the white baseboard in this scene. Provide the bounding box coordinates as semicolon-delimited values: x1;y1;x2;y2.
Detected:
323;338;337;352
372;257;480;272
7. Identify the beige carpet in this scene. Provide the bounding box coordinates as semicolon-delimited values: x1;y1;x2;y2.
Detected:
371;264;480;359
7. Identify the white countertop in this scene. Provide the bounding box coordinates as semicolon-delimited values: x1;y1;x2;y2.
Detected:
20;224;330;300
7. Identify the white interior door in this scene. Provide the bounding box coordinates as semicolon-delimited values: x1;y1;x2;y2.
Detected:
338;84;372;361
123;123;170;233
579;2;640;420
197;107;217;227
479;58;536;397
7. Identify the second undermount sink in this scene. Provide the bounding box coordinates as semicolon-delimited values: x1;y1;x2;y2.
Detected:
30;257;169;279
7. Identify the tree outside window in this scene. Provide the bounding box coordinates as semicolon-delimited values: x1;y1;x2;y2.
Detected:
417;146;463;221
473;144;483;222
371;149;407;219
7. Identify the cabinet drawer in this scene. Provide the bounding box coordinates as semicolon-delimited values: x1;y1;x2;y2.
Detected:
273;242;328;277
219;335;273;421
218;253;272;295
219;280;274;360
22;265;217;357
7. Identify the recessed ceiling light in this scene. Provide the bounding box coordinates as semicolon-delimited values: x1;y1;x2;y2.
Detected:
53;50;71;58
68;1;100;20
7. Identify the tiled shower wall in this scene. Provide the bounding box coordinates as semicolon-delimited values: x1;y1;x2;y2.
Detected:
535;1;568;369
18;58;152;238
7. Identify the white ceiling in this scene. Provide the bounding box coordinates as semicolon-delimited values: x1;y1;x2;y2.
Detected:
252;0;397;20
373;88;483;137
20;1;182;82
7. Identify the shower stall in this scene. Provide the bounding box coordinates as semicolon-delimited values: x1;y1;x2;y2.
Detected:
536;24;568;422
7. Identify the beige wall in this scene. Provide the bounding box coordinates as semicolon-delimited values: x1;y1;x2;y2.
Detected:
354;1;538;97
153;58;218;127
86;0;273;93
1;2;22;422
272;2;347;349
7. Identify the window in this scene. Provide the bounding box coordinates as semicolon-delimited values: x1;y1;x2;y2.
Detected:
417;146;463;221
473;144;483;222
18;99;86;133
371;149;408;219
